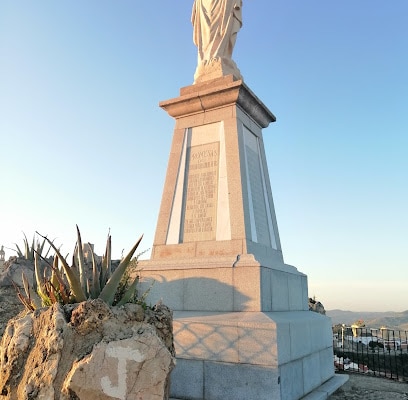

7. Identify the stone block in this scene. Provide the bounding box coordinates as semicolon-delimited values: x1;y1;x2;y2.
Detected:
289;314;312;360
169;309;335;399
302;352;322;394
271;269;290;311
152;242;198;260
310;313;333;352
195;240;244;258
170;358;204;400
275;318;291;365
288;273;305;311
139;270;185;310
301;275;309;309
237;325;278;366
320;347;335;382
232;265;262;311
183;268;234;311
260;267;273;311
203;106;234;125
303;375;349;400
203;361;280;400
280;358;304;400
174;317;239;363
174;312;284;367
138;258;310;314
176;113;205;129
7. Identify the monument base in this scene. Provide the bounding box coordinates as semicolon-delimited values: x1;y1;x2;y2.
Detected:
141;75;346;399
167;311;344;400
137;259;343;400
138;256;308;313
170;376;348;400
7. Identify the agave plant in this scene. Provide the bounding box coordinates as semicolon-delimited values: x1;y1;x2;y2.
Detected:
15;226;144;311
12;233;53;261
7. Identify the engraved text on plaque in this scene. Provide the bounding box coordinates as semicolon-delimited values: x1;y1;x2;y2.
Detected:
183;142;220;242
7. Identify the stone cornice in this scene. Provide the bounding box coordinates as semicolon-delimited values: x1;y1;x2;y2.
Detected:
159;75;276;128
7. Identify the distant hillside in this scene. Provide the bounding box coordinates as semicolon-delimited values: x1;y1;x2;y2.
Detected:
326;309;408;330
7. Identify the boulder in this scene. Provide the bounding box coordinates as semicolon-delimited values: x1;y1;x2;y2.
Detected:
0;299;175;400
0;256;41;337
0;256;35;287
0;257;41;337
309;297;326;315
0;287;25;338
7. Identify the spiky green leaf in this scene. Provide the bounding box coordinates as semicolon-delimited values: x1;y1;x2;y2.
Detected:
34;251;47;301
99;235;143;305
76;225;88;296
14;243;23;258
88;243;101;298
101;234;112;288
36;232;87;302
116;276;139;307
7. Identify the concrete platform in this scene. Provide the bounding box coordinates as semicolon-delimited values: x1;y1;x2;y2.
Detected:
167;310;336;400
169;373;349;400
302;374;349;399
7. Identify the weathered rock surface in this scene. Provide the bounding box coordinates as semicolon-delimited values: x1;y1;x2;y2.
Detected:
0;256;41;337
0;299;175;400
0;256;119;338
0;286;25;338
0;256;36;287
309;297;326;315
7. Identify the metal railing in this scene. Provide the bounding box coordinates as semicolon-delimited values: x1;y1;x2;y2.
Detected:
333;326;408;381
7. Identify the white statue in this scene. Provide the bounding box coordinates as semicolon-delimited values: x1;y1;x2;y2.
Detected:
191;0;243;83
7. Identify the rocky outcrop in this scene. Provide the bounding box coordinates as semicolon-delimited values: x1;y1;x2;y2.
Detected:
0;286;24;338
0;257;31;337
0;256;40;287
0;256;120;338
0;299;175;400
309;297;326;315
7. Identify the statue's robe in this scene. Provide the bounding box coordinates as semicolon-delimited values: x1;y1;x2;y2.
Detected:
192;0;243;64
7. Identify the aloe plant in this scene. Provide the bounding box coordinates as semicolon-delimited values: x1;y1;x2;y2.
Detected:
12;274;41;311
11;232;53;261
15;226;144;311
98;235;143;305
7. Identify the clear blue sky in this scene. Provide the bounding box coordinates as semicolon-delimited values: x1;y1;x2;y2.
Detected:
1;1;407;312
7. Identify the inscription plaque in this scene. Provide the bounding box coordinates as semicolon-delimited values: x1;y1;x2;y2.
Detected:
246;145;271;246
183;142;220;242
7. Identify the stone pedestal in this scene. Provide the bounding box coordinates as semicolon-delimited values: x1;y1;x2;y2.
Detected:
139;76;345;399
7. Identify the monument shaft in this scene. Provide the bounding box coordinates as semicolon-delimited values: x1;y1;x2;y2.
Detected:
151;75;282;268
